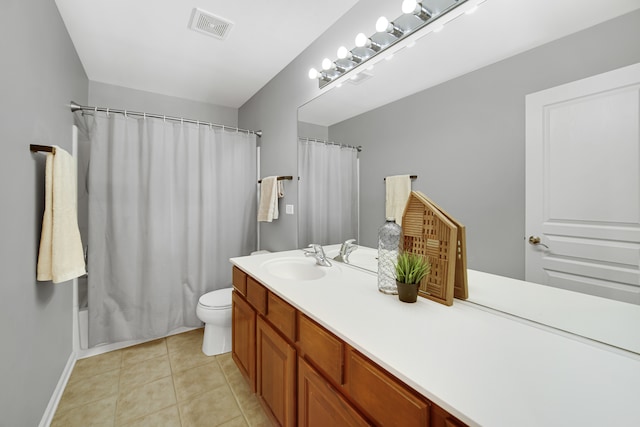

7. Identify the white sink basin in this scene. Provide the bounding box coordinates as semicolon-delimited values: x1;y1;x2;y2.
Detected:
261;257;333;281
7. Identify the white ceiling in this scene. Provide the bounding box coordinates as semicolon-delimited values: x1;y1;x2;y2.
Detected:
54;0;359;108
299;0;640;126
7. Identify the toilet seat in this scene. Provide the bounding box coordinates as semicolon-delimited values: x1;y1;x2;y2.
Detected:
198;288;232;310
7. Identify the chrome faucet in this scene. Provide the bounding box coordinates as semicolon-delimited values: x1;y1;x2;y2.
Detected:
304;244;332;267
334;239;358;263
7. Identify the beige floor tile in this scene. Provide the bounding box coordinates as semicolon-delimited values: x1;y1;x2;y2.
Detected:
173;359;228;402
72;350;123;379
115;376;177;424
168;341;212;373
216;352;238;376
242;403;275;427
119;354;171;389
117;405;181;427
226;369;256;410
57;369;120;413
121;338;167;366
219;415;250;427
179;384;242;427
166;328;204;354
51;394;117;427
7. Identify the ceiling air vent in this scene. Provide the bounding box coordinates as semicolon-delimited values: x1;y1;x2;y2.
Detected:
189;8;233;40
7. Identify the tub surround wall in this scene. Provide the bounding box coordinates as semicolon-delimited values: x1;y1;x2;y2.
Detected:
328;9;640;280
0;0;88;425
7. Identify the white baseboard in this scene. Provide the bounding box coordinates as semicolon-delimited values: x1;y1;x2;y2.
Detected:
39;351;77;427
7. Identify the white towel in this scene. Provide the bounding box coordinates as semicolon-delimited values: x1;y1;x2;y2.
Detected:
385;175;411;226
257;176;283;222
37;146;86;283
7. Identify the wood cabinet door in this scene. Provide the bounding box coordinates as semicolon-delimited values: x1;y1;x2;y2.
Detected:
232;291;256;392
430;403;467;427
256;316;296;427
299;357;370;427
345;347;430;427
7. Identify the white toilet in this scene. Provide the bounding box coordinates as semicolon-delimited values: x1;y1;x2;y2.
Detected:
196;287;233;356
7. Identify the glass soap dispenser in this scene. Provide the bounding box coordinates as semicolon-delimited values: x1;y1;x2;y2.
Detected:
378;217;401;294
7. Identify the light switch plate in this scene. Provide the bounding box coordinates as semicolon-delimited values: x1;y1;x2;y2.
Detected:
285;204;294;215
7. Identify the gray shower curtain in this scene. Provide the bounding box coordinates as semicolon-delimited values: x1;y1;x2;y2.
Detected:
298;139;358;247
76;111;256;346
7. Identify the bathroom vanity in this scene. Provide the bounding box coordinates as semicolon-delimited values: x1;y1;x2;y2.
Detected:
230;249;640;427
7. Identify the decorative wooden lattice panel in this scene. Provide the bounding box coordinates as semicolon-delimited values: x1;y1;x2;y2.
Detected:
401;192;458;306
414;192;468;300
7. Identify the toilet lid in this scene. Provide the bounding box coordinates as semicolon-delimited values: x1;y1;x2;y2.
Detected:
199;287;232;309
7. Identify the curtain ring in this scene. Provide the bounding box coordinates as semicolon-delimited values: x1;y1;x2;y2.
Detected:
106;108;110;117
196;120;200;128
143;112;146;120
163;115;166;123
124;110;127;119
94;107;97;114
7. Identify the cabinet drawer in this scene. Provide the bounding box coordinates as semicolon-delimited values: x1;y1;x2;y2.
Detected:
232;266;247;296
246;276;267;315
298;314;344;386
267;292;297;342
345;347;429;427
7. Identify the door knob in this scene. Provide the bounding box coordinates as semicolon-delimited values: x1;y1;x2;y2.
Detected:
528;236;549;249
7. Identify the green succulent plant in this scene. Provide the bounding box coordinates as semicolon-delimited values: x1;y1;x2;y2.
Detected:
395;251;431;285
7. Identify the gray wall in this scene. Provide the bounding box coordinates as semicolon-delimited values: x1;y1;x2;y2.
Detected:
89;81;238;126
329;10;640;279
0;0;88;425
239;0;392;252
298;122;329;141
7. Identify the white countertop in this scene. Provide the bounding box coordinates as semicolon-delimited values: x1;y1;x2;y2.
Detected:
230;248;640;427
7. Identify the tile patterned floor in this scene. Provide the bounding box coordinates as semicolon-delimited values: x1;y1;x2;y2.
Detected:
52;328;273;427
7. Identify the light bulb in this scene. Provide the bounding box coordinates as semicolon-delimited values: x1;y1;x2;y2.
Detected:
308;68;319;79
402;0;418;14
376;16;389;33
337;46;349;59
355;33;368;47
321;58;333;70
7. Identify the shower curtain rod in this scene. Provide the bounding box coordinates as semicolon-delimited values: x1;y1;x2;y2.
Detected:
299;137;362;152
69;101;262;137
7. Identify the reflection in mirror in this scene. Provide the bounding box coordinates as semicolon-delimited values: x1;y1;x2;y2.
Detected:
297;129;359;248
297;0;640;354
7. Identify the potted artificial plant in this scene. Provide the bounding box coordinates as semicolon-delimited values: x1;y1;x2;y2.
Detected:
395;251;431;303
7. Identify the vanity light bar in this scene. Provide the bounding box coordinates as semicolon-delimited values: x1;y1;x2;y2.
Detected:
308;0;485;89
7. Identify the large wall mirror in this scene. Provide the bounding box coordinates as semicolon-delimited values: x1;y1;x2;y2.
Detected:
297;0;640;354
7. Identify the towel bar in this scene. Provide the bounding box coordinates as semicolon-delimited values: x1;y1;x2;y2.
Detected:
384;175;417;180
30;144;56;155
258;176;293;184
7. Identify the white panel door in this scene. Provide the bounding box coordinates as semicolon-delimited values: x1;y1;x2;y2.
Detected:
526;63;640;304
